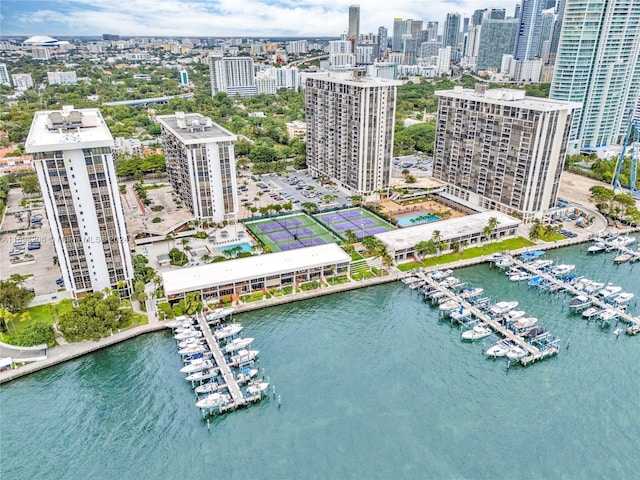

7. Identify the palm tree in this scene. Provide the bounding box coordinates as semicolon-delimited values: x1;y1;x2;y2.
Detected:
482;216;499;243
432;229;442;244
529;218;543;241
165;233;175;252
201;254;212;264
344;229;358;245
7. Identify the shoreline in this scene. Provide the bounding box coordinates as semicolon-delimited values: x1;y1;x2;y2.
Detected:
2;229;637;385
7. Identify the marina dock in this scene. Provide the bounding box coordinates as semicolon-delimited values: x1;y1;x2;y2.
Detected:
418;275;558;366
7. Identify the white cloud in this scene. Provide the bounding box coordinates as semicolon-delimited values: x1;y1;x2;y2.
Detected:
9;0;519;36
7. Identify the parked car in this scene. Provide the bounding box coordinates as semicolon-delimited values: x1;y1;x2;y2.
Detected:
56;278;64;286
28;242;41;250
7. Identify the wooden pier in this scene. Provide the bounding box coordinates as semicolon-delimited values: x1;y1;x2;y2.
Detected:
420;275;558;366
194;313;252;412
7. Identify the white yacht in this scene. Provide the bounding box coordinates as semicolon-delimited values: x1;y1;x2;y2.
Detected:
486;340;515;357
503;310;526;322
194;381;223;395
206;307;234;323
165;316;193;329
180;358;215;374
439;299;460;312
512;317;538;331
246;381;270;396
450;308;472;321
509;272;532;282
461;325;492;341
489;301;519;316
195;392;231;409
583;281;605;295
178;344;208;356
613;292;634;305
581;307;600;318
185;368;218;382
495;256;514;268
530;259;554;270
214;323;243;340
506;345;528;360
236;368;259;384
609;235;635;248
587;242;607;254
459;287;484;299
174;329;203;341
569;295;592;309
550;264;576;276
222;337;255;354
599;309;619;322
597;284;623;299
177;337;206;349
230;349;259;365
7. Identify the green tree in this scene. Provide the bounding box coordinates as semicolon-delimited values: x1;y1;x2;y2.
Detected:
58;291;133;341
169;248;188;266
0;279;35;316
13;319;55;346
21;174;40;194
301;202;318;213
249;144;278;163
415;239;438;259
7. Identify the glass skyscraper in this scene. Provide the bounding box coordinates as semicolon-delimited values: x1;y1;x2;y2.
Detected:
550;0;640;153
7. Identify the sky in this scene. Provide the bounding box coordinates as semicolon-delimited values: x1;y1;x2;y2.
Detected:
0;0;519;37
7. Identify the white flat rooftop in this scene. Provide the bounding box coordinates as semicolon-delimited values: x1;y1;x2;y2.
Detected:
162;243;351;296
157;113;236;144
25;107;113;153
375;211;521;251
436;88;582;112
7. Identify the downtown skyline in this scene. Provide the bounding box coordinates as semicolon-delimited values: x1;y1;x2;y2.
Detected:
1;0;520;37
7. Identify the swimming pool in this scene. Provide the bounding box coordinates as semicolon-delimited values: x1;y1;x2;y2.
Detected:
216;242;253;254
396;212;440;227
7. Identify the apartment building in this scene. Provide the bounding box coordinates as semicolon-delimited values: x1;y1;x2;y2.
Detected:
25;106;134;297
209;54;257;97
433;86;580;222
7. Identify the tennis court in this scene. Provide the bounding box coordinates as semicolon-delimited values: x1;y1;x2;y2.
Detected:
244;213;339;252
315;208;396;240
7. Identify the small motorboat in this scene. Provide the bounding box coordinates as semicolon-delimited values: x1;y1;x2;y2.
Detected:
612;292;634;305
597;284;623;299
195;392;231;409
459;287;484;299
429;269;453;280
587;242;607;254
609;235;635;248
461;325;492;341
180;358;215;374
550;264;576;277
583;281;604;295
506;345;528;360
495;256;514;268
581;307;600;318
178;344;209;356
214;323;243;340
509;272;532;282
569;295;592;309
236;368;259;384
186;368;218;382
530;259;554;270
177;337;206;349
503;310;526;322
450;307;472;321
174;329;203;341
222;337;255;354
206;307;234;323
527;276;544;287
598;309;619;322
246;381;270;395
486;340;515;357
230;349;259;365
439;299;460;312
194;381;222;395
164;316;193;329
489;301;519;316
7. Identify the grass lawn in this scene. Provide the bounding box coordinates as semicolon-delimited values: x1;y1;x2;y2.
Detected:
540;231;566;242
397;237;536;271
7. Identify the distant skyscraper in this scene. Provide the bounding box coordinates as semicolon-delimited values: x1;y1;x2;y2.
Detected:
472;9;486;26
433;87;579;221
0;64;9;86
514;3;522;19
11;73;34;90
411;20;424;37
305;73;401;195
514;0;546;60
547;0;565;64
348;5;360;48
487;8;506;20
179;69;189;86
537;8;556;59
443;13;462;58
550;0;640;153
209;54;257;97
426;22;439;41
158;112;238;223
392;18;413;51
377;26;388;59
476;19;519;72
25;106;134;297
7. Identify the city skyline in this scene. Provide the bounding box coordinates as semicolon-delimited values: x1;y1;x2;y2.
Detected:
1;0;520;37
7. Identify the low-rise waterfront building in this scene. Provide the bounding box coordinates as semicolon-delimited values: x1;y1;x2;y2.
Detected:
375;211;520;263
161;243;351;302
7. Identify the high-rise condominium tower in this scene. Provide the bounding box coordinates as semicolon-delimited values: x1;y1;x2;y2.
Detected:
348;5;360;48
25;106;134;297
158;112;238;223
550;0;640;154
305;72;401;196
209;53;257;97
443;13;462;58
433;86;579;222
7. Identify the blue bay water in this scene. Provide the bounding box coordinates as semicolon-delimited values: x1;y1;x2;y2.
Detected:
1;241;639;479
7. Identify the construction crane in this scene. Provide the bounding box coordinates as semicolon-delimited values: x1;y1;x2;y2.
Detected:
612;119;640;199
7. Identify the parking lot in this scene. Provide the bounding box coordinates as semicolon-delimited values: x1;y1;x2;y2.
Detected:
391;155;433;179
0;189;62;295
240;171;353;214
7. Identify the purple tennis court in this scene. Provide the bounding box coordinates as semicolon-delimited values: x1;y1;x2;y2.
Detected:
257;222;284;233
338;210;362;220
301;237;327;247
267;227;316;242
278;241;305;251
331;219;377;232
277;218;303;229
268;231;295;242
317;213;343;223
357;227;388;237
